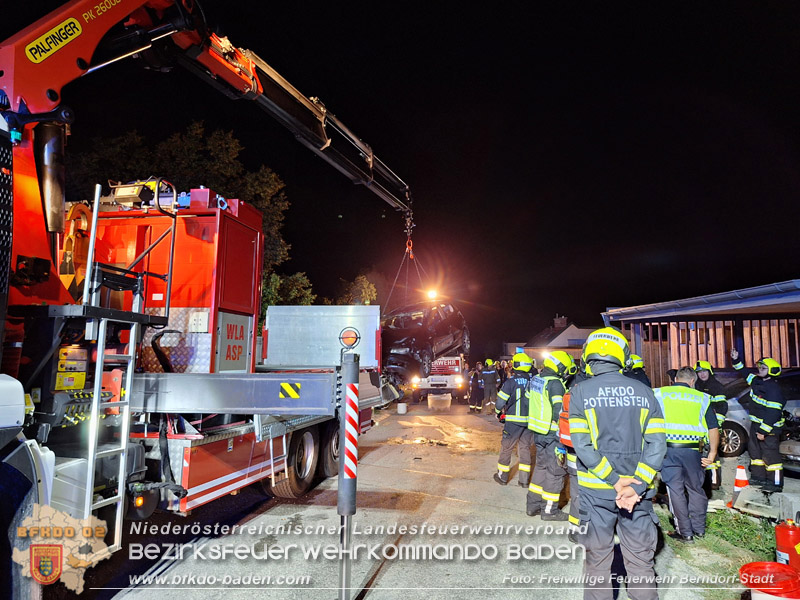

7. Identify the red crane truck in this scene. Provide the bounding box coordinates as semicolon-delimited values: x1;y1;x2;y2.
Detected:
0;1;410;595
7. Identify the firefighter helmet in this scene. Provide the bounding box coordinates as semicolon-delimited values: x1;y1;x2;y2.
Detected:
485;359;494;367
629;354;644;370
757;357;781;377
512;352;533;372
544;351;577;378
694;360;714;375
582;327;630;368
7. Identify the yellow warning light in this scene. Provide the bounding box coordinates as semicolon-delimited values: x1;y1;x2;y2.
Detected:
134;495;145;508
339;328;360;348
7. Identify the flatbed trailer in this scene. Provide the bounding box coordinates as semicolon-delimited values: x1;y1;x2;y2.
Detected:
128;368;390;512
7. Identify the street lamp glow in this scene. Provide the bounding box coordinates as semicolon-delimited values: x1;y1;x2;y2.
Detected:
427;289;437;299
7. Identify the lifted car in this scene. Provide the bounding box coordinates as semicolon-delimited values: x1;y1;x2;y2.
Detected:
381;302;469;384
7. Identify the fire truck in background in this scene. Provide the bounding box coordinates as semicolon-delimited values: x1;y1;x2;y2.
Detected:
409;356;467;411
0;1;410;594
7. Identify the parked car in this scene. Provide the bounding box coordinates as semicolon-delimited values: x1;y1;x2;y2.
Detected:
720;370;800;471
381;301;470;384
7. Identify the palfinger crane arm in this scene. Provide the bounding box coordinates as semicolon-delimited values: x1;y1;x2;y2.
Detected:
0;0;411;212
0;0;412;345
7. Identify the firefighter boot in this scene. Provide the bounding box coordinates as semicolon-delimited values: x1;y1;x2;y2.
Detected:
493;472;508;486
541;509;569;522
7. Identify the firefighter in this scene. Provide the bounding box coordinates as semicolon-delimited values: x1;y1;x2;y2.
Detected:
693;360;727;490
527;350;576;521
731;349;786;492
493;352;535;486
569;327;666;600
480;358;499;414
468;361;484;412
654;367;719;543
558;359;588;536
624;354;651;386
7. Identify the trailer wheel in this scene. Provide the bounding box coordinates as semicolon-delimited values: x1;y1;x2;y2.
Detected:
319;421;340;478
270;427;319;498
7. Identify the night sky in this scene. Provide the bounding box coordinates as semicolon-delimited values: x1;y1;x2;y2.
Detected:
9;2;800;356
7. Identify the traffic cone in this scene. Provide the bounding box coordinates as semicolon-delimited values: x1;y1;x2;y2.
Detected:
728;465;749;508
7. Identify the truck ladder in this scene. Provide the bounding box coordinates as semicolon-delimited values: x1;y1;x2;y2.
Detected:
82;317;138;553
77;181;176;553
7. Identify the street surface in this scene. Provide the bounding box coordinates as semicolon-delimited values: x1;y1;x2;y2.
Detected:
54;399;796;600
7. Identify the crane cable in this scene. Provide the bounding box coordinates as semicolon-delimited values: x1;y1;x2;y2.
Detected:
384;208;428;314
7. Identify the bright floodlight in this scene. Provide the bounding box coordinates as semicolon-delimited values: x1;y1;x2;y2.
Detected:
427;290;437;299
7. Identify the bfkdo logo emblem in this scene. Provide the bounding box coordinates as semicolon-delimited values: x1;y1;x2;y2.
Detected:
30;545;62;585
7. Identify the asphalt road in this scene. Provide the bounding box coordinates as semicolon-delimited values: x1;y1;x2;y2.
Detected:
44;398;784;600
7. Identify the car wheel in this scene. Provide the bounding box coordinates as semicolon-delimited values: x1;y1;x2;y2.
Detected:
267;426;320;498
419;349;432;378
720;422;748;457
460;329;471;357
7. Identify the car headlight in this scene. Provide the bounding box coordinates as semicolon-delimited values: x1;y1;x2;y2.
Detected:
390;347;411;354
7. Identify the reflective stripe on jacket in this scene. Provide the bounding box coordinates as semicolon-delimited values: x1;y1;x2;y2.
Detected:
653;384;711;447
733;360;786;434
695;375;728;419
569;362;666;500
528;370;564;435
496;372;532;424
559;391;573;447
481;368;498;389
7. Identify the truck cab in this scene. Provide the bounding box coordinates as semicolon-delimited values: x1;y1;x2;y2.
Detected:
409;355;466;411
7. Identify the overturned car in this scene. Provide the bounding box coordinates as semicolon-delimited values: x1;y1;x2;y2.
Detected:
381;302;469;384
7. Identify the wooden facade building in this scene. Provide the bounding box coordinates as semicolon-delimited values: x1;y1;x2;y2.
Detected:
603;280;800;388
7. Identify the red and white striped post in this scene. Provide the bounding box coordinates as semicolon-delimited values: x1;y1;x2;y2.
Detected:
342;382;360;480
338;352;359;600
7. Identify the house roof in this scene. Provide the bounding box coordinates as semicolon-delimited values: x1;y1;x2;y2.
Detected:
527;327;564;347
603;279;800;324
527;322;598;346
